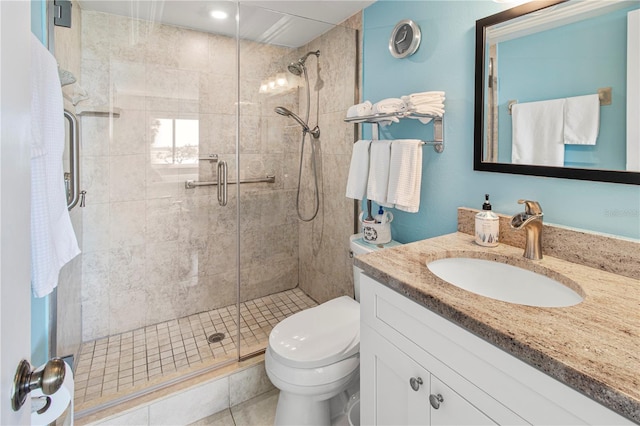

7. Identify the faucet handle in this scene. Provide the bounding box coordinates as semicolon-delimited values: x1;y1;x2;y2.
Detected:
518;199;543;215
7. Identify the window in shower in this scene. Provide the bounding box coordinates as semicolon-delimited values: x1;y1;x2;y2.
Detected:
150;118;199;166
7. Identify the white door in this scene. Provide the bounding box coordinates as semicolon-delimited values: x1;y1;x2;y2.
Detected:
0;1;33;425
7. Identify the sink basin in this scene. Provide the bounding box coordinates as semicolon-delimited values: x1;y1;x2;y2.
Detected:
427;258;583;308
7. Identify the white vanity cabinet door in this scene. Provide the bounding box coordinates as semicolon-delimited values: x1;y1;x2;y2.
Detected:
362;324;500;426
430;375;496;426
361;324;430;425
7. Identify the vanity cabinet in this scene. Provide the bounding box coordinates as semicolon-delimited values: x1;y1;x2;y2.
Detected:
359;274;634;425
362;323;508;425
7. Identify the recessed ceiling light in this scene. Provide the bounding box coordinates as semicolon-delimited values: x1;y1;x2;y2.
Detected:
210;10;228;20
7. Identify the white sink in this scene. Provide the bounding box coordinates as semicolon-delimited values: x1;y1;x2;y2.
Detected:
427;257;583;308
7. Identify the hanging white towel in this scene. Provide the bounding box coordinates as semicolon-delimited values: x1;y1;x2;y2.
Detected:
30;34;80;298
511;99;566;167
387;140;423;213
345;140;372;200
564;94;600;145
366;140;394;207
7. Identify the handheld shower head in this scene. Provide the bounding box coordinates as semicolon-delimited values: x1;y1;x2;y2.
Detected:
287;50;320;76
274;106;320;138
275;106;308;129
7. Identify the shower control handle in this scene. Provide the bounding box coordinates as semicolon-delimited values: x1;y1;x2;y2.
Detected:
217;161;228;207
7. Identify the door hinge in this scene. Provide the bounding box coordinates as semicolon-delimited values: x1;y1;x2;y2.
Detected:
54;0;72;28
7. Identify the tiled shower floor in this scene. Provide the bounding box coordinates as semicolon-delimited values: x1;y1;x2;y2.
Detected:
73;288;317;412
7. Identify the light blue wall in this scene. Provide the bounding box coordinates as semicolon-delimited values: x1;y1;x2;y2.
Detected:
497;6;637;168
362;1;640;243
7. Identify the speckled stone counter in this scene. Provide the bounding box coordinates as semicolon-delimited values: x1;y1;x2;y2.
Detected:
354;231;640;423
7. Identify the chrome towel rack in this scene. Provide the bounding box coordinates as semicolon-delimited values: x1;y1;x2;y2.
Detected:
185;175;276;189
345;111;444;153
507;87;612;115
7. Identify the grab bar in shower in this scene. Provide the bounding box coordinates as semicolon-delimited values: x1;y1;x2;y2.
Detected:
185;175;276;189
64;110;81;210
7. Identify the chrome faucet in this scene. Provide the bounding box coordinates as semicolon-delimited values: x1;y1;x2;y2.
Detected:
510;199;544;260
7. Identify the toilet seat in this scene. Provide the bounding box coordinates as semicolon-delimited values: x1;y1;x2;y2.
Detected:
268;296;360;369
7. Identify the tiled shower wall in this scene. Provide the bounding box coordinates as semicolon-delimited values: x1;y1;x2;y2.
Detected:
76;9;302;341
54;3;360;349
297;15;360;303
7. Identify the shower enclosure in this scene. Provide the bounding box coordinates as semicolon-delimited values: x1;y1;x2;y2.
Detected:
53;0;359;416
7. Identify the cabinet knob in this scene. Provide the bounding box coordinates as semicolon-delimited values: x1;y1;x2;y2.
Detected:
429;393;444;409
409;377;423;391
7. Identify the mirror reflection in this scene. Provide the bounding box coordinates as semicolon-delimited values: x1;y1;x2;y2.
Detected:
474;0;640;184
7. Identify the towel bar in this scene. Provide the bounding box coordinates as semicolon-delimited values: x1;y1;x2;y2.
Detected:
185;175;276;189
344;112;444;153
508;88;611;115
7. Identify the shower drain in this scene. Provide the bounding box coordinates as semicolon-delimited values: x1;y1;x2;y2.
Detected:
207;332;225;344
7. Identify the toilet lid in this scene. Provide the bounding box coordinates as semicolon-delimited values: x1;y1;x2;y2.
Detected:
268;296;360;369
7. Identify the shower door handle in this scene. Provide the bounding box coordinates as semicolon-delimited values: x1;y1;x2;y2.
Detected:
217;160;228;206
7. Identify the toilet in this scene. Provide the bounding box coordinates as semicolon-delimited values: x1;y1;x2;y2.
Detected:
265;233;401;425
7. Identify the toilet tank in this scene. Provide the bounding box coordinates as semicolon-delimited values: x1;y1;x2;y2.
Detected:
349;233;402;302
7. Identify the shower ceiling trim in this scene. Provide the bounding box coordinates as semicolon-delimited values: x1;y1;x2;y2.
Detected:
77;0;375;48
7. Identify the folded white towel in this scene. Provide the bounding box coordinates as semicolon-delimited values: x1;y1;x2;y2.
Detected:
403;95;445;105
564;94;599;145
366;141;394;207
409;91;445;97
411;105;444;116
345;140;372;200
372;98;407;115
30;34;81;298
512;98;566;167
346;101;373;118
387;140;423;213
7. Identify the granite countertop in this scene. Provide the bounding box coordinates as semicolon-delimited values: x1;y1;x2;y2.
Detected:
354;232;640;423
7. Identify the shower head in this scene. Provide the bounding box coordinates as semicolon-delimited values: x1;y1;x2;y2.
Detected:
287;50;320;76
275;106;309;130
275;106;320;138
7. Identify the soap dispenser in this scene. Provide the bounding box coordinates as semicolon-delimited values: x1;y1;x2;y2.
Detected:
475;194;499;247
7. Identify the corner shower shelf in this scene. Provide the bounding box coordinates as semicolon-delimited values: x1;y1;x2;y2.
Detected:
345;112;444;153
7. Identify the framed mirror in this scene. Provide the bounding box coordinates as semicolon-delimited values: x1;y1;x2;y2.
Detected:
474;0;640;185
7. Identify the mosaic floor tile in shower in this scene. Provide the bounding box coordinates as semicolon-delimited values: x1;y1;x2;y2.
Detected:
73;288;317;412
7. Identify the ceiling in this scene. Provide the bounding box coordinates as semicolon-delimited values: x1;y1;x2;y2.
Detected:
77;1;375;47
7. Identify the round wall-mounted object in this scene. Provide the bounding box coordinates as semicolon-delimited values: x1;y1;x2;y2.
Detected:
389;19;421;58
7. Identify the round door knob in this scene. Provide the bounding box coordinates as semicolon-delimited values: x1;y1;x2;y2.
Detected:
409;377;423;391
429;393;444;409
11;358;66;411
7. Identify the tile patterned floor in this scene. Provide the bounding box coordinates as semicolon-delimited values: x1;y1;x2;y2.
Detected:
74;289;316;412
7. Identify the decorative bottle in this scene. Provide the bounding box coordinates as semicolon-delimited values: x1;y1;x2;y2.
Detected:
475;194;499;247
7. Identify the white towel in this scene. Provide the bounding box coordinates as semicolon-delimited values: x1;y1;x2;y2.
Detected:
345;140;372;200
372;98;407;115
346;101;373;118
564;94;599;145
511;99;566;167
30;34;80;298
366;141;394;207
387;140;423;213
